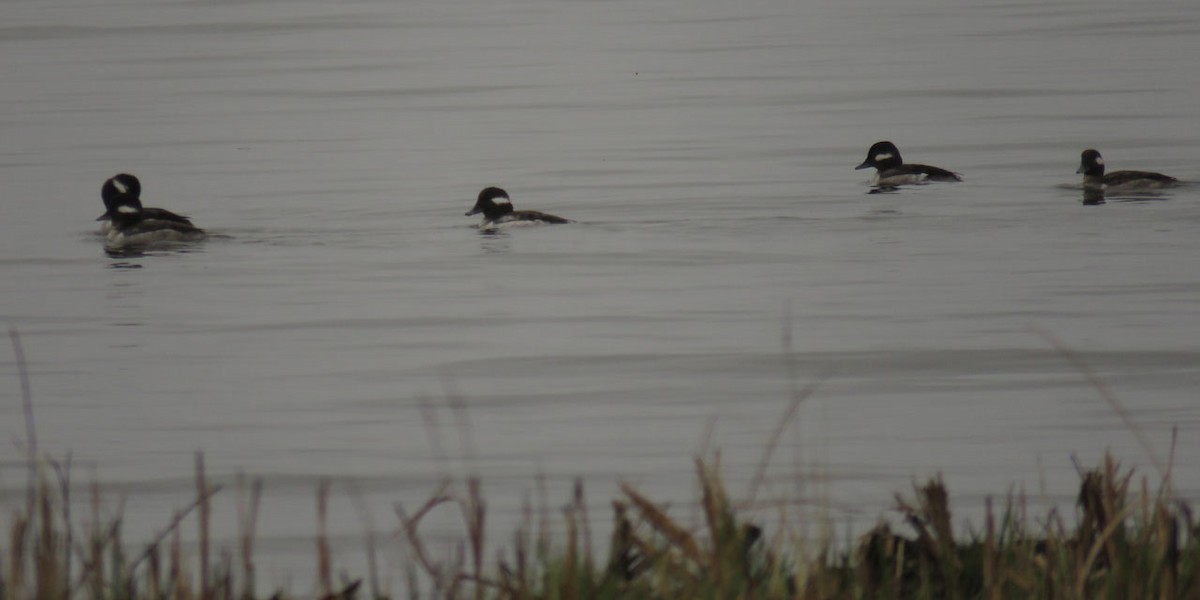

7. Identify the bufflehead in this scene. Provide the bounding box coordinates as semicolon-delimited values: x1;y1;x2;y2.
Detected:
465;187;571;226
1076;149;1177;191
105;192;207;248
855;141;962;186
96;174;193;235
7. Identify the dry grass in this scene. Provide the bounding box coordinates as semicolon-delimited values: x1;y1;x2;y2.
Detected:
5;327;1199;598
8;449;1196;599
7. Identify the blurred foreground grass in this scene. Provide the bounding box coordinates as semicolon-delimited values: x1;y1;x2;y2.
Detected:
2;450;1197;599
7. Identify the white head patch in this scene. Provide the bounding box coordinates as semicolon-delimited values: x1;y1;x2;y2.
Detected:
874;152;894;162
492;195;511;206
1094;157;1104;166
117;204;138;214
112;178;128;194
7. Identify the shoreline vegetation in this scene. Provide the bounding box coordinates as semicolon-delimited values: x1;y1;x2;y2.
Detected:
2;450;1196;599
5;329;1197;598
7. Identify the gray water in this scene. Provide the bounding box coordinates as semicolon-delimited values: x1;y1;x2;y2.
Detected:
3;0;1200;590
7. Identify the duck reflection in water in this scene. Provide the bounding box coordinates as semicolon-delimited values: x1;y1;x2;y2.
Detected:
1082;188;1106;206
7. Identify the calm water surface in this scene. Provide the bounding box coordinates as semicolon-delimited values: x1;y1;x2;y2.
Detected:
3;0;1200;588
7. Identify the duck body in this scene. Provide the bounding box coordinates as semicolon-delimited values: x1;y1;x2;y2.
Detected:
105;193;206;248
96;173;194;234
1077;149;1177;191
465;187;571;227
855;141;962;186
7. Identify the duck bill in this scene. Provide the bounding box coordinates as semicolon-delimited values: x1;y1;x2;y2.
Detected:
854;161;872;170
1075;165;1085;174
96;211;112;221
465;207;482;216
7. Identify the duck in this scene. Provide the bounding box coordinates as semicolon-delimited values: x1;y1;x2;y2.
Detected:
465;187;571;227
97;174;194;235
1076;149;1177;191
855;141;962;186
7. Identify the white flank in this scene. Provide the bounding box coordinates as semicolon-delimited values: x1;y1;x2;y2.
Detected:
492;218;538;228
117;205;138;214
877;173;925;186
873;152;894;162
108;227;205;248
